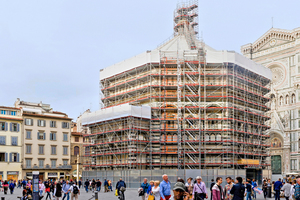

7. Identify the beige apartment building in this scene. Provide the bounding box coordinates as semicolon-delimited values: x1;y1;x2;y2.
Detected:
14;99;72;180
0;106;22;181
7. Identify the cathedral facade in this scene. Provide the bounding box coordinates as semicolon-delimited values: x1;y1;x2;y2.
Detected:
241;28;300;178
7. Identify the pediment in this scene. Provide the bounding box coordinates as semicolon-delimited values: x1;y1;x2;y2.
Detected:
258;39;293;51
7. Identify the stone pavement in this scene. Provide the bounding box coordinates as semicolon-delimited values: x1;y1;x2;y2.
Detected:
0;187;269;200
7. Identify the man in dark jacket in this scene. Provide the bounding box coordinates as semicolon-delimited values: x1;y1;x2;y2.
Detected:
116;178;126;200
84;179;90;193
230;177;245;200
210;179;215;200
274;178;282;200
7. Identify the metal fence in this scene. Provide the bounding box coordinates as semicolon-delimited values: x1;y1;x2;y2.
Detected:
83;169;246;188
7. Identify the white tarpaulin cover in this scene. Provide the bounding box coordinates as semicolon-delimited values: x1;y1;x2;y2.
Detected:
81;104;151;126
100;35;271;80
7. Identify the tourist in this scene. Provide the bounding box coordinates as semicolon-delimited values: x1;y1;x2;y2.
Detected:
245;181;252;200
78;179;82;189
108;179;113;191
39;181;45;197
62;180;70;200
3;180;8;195
53;181;63;200
96;179;101;192
146;180;154;199
8;180;15;194
185;177;193;200
160;174;171;200
169;182;189;200
262;180;268;200
68;181;80;200
230;177;245;200
45;181;51;200
210;179;215;200
274;178;283;200
104;179;108;192
252;179;257;200
212;177;224;200
91;179;96;192
84;179;89;193
0;180;2;192
224;177;234;200
192;176;208;200
282;181;292;200
140;178;150;200
116;178;126;200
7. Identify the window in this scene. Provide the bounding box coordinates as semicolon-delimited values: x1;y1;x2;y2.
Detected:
10;123;18;132
62;122;69;129
37;132;45;140
50;132;56;141
75;137;79;142
0;110;6;115
63;159;68;165
38;145;44;155
37;120;46;127
63;133;68;141
291;159;297;170
51;159;56;168
25;119;33;126
11;137;18;146
0;122;6;131
50;121;56;128
26;131;31;139
10;111;16;116
25;159;31;168
10;153;18;162
63;146;68;155
0;153;6;162
51;146;56;155
0;136;6;145
38;159;44;168
74;146;79;156
26;144;32;154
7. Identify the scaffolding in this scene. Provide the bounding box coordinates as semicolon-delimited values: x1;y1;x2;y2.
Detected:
83;0;271;182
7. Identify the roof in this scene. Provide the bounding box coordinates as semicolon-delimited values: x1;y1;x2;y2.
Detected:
71;132;83;136
23;113;72;120
0;116;23;121
0;106;21;110
100;34;271;80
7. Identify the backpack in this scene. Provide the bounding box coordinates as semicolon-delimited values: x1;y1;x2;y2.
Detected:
73;185;79;194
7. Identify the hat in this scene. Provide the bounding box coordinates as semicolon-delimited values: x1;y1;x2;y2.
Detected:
173;182;186;192
196;176;202;180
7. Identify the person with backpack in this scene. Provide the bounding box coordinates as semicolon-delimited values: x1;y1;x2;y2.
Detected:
68;182;80;200
53;181;63;200
116;178;126;200
8;180;16;194
230;177;245;200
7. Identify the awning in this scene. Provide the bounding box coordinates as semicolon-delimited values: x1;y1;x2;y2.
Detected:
73;175;82;177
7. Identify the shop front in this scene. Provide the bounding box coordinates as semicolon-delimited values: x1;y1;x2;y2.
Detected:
47;172;58;181
26;172;33;180
59;172;65;180
7;171;19;181
0;172;3;181
39;172;44;181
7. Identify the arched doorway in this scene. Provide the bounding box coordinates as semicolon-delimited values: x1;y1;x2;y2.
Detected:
271;155;282;174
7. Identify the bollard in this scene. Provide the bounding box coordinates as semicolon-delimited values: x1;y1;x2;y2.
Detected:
95;191;98;200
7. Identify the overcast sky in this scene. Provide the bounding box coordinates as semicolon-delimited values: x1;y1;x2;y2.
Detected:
0;0;299;119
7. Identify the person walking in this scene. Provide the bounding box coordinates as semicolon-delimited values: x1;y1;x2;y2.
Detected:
252;179;258;200
62;180;70;200
224;177;234;200
78;179;82;189
53;182;63;200
295;178;300;200
96;179;101;192
290;180;296;200
140;178;150;200
68;182;80;200
192;176;208;200
160;174;172;200
282;181;292;200
39;181;45;197
262;180;268;200
84;179;89;193
210;179;215;200
116;178;126;200
104;179;108;192
245;181;252;200
3;180;8;195
274;178;283;200
185;178;194;200
45;181;52;200
9;180;15;194
146;180;155;199
151;180;161;200
91;179;96;192
169;182;189;200
230;177;245;200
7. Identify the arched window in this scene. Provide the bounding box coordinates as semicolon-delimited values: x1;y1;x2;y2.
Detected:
74;146;79;156
292;94;296;104
210;134;215;141
216;134;221;141
205;134;210;141
279;96;283;105
286;95;289;104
